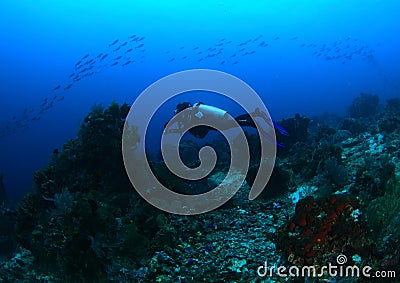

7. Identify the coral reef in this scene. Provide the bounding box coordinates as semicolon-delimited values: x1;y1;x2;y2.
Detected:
278;194;365;266
1;95;400;282
364;176;400;272
0;173;15;258
278;113;311;147
11;102;167;281
0;173;6;204
378;97;400;134
274;96;400;278
348;92;380;118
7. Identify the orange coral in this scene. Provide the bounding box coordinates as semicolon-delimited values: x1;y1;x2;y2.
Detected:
279;194;361;265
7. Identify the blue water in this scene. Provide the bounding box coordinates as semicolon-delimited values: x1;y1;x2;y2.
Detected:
0;0;399;203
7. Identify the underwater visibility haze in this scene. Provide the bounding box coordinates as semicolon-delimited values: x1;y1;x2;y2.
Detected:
0;0;399;281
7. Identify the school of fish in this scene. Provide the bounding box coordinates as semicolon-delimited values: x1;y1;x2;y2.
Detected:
0;33;378;138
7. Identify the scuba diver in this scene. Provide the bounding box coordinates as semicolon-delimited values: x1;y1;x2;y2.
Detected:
164;102;287;146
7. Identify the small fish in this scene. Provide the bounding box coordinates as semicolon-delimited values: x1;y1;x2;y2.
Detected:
115;56;122;60
180;46;185;49
100;54;108;60
96;53;103;58
138;36;145;41
68;72;75;78
135;43;144;49
81;53;89;59
168;57;175;62
274;36;279;40
122;61;132;66
128;34;136;38
182;56;187;59
52;85;61;91
109;39;119;47
113;46;121;52
85;59;94;65
75;60;82;66
120;42;128;47
111;61;119;66
125;48;133;53
64;84;73;90
231;54;236;57
232;61;239;64
57;96;64;102
220;60;225;65
193;46;199;50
